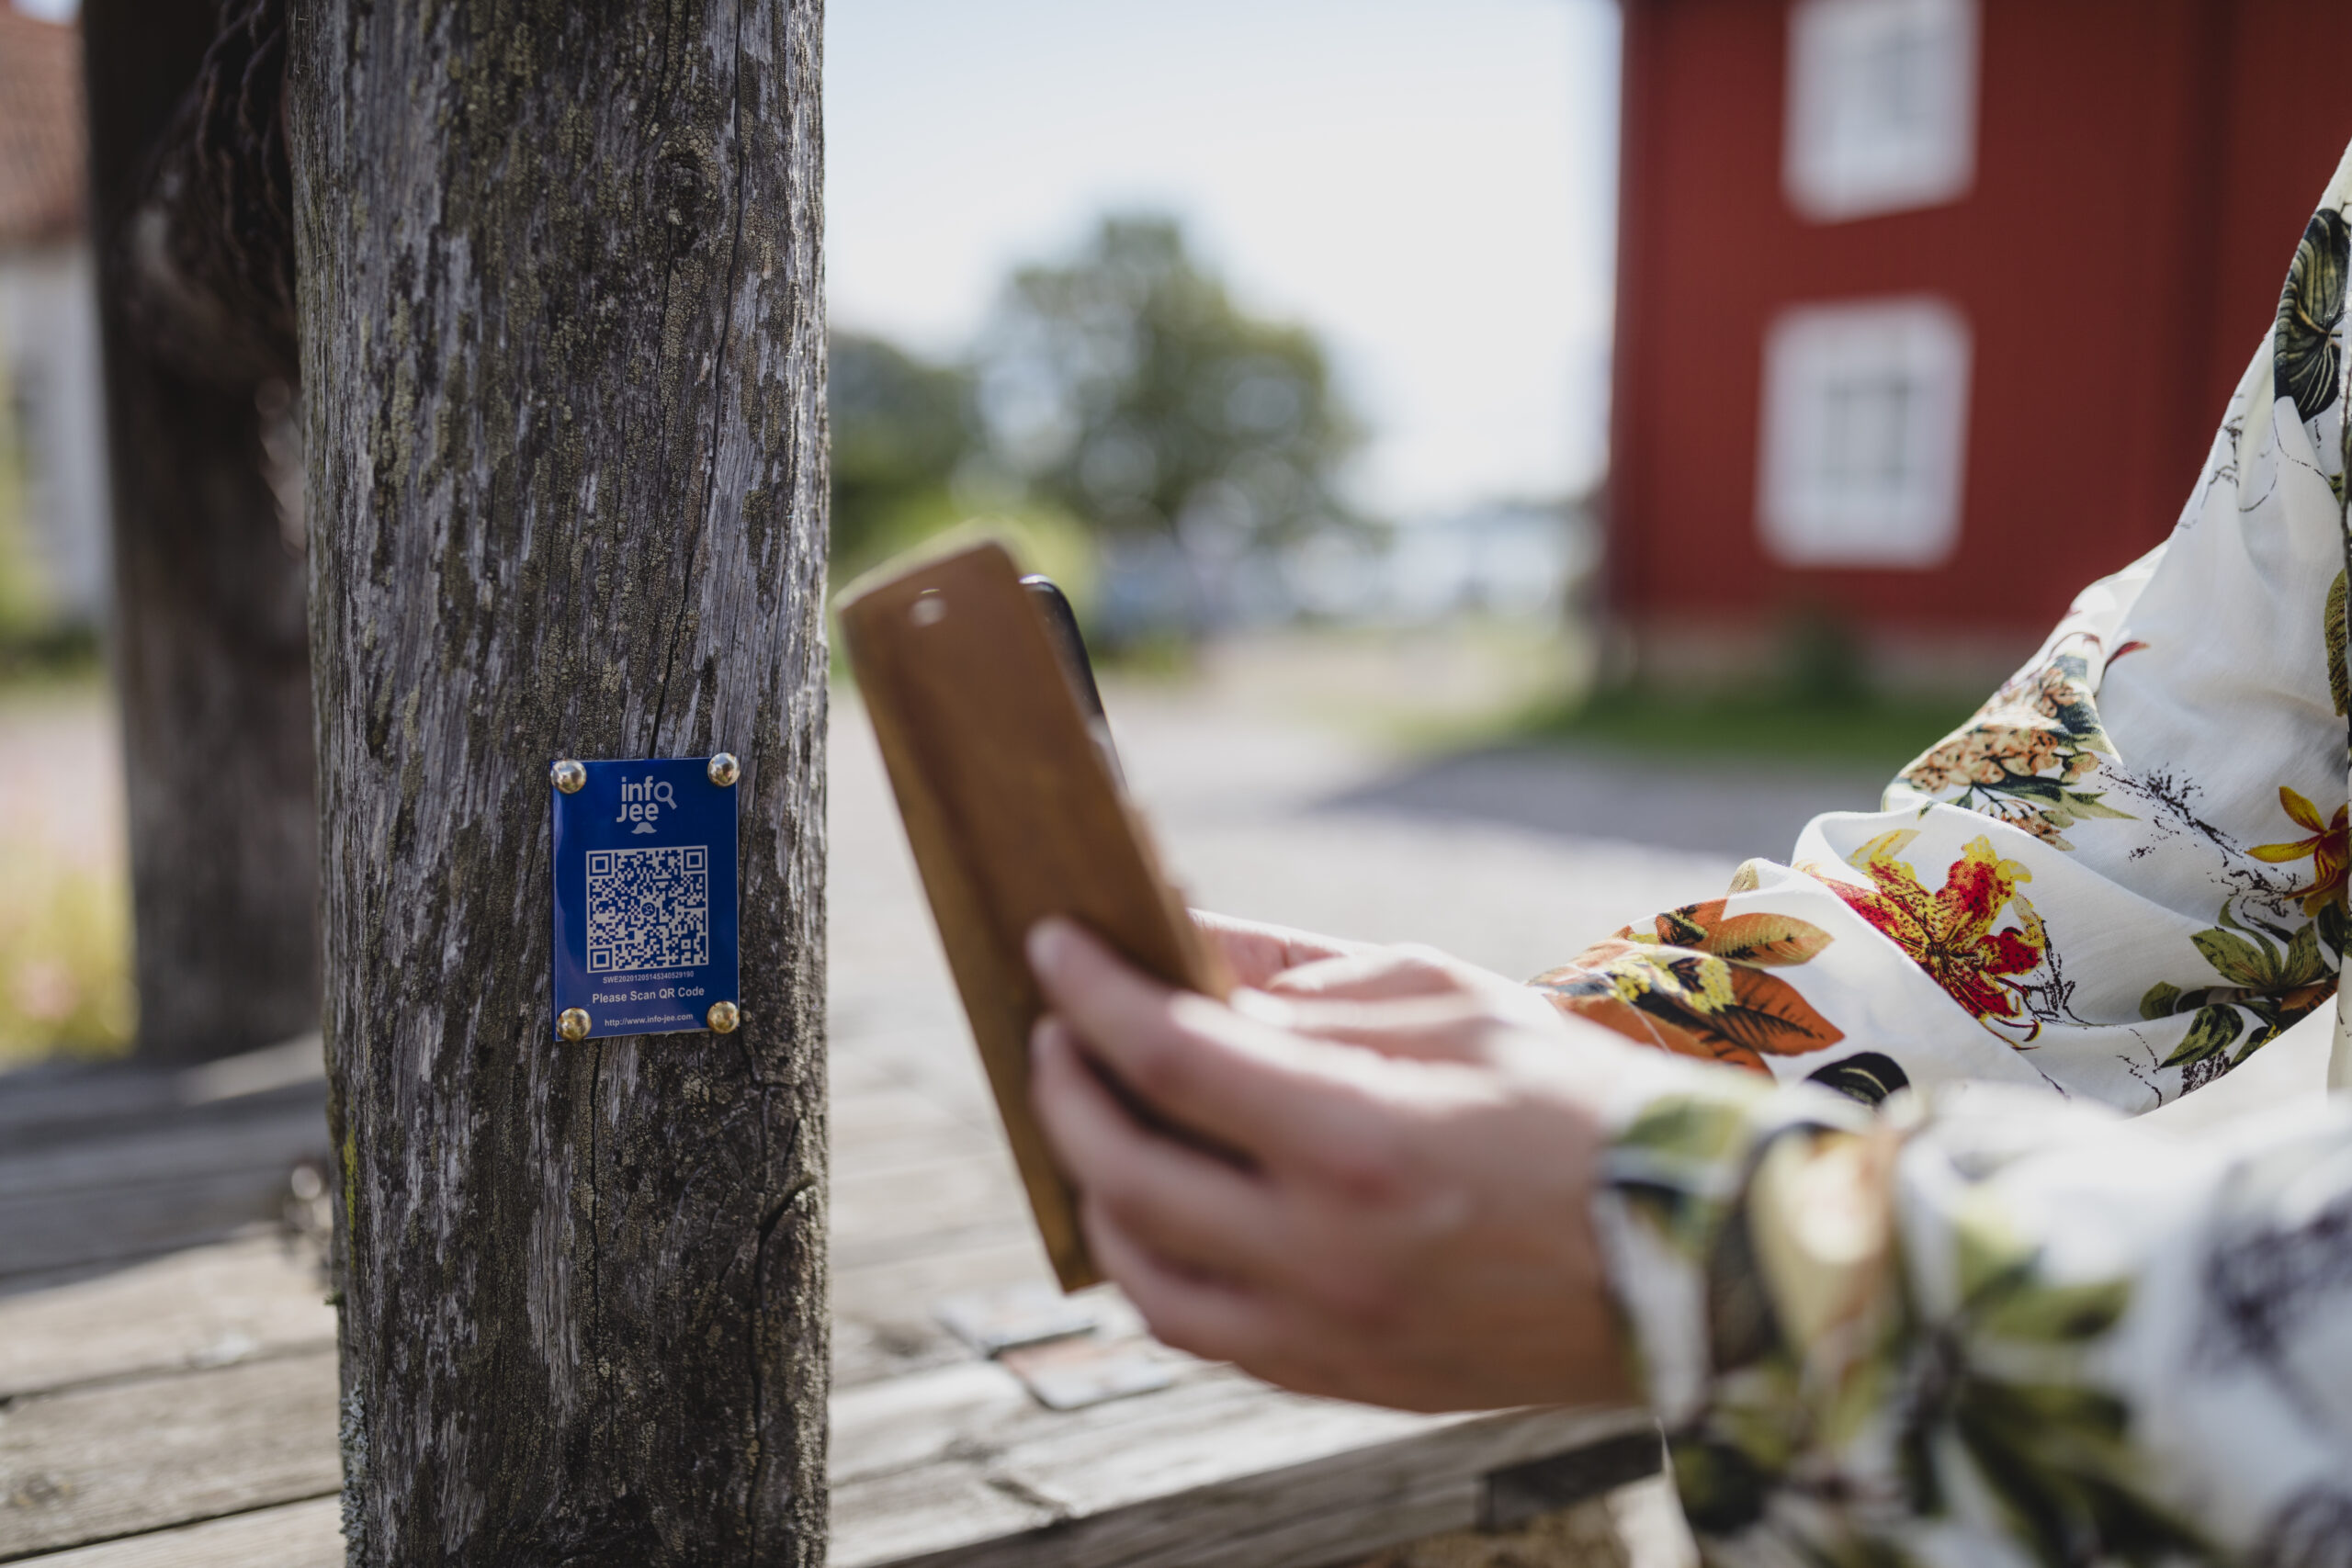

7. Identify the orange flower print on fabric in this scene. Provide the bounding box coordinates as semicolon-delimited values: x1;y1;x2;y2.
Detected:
1530;897;1842;1075
2248;785;2349;917
1822;830;2047;1031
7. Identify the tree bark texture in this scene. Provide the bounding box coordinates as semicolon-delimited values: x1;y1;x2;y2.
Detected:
82;0;320;1064
286;3;828;1563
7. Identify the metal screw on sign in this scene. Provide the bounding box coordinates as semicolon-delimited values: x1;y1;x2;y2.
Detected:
707;752;741;787
550;758;586;794
557;1008;591;1041
707;1000;740;1033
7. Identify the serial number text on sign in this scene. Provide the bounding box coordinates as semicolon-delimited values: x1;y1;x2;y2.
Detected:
550;757;741;1041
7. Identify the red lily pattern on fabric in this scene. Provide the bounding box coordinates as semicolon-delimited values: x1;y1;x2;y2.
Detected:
1816;831;2049;1034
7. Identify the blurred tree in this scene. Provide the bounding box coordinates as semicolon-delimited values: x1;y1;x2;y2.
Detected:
829;330;976;566
979;215;1363;552
83;0;317;1063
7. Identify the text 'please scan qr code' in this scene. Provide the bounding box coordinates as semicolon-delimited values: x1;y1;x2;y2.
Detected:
586;845;711;973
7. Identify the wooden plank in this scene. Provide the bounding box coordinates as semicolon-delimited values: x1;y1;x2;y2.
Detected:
835;1220;1031;1276
983;1406;1648;1568
832;1034;999;1126
0;1099;328;1203
832;1232;1062;1390
0;1236;334;1401
831;1076;1001;1145
992;1379;1442;1515
0;1350;339;1558
831;1150;1033;1270
831;1083;1001;1175
834;1319;959;1392
828;1047;917;1100
832;1360;1038;1484
833;1359;1298;1493
831;1460;1057;1568
833;1313;986;1393
827;1015;1066;1383
0;1169;297;1283
833;1235;1048;1321
828;1349;1652;1568
0;1028;1657;1568
1047;1464;1479;1568
0;1065;182;1145
15;1497;342;1568
0;1040;322;1153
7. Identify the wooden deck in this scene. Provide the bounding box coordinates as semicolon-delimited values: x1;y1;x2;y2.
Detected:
0;1028;1674;1567
0;695;1718;1566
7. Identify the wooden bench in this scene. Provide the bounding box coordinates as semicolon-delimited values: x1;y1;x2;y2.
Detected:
0;1035;1671;1566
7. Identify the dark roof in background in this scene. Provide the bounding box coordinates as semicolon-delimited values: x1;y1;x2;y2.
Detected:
0;7;86;250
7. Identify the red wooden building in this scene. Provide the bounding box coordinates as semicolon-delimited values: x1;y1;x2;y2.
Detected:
1609;0;2352;686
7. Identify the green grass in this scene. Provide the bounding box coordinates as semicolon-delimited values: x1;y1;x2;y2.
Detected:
0;666;134;1066
0;429;131;1066
0;839;134;1067
0;625;103;689
1515;683;1984;776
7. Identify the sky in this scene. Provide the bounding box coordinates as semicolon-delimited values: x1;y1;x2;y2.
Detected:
826;0;1623;519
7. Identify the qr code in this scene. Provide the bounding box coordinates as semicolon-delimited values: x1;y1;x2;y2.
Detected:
586;845;710;973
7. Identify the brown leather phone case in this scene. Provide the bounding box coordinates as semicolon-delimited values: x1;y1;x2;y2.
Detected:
837;538;1229;1292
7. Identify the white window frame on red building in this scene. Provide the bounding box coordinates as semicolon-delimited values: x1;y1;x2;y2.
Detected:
1757;296;1973;570
1783;0;1981;224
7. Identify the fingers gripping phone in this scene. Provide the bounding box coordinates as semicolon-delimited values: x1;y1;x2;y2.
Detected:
837;540;1228;1291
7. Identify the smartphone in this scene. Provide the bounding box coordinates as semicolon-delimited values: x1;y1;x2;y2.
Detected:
1021;573;1125;789
838;539;1227;1291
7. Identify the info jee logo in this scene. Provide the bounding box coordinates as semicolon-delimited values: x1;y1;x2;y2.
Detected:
616;773;675;832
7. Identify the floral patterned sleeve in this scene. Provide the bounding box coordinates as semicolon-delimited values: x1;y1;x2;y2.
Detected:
1588;1059;2352;1565
1532;146;2352;1115
1559;139;2352;1563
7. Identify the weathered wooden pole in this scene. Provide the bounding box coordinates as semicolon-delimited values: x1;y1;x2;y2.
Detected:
81;0;319;1063
286;2;829;1562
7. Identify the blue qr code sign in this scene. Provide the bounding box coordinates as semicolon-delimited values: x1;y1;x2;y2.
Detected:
551;755;738;1041
585;844;711;973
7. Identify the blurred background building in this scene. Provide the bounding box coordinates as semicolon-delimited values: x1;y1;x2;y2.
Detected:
15;0;2352;680
1611;0;2352;689
0;2;108;639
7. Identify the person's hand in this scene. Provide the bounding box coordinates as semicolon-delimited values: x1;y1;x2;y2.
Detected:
1026;918;1640;1414
1189;911;1561;1033
1189;908;1364;988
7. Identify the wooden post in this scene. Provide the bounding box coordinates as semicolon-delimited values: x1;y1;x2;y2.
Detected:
286;2;830;1561
80;0;320;1064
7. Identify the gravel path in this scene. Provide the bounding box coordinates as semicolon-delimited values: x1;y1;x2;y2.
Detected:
828;676;1888;1116
1;678;1876;1046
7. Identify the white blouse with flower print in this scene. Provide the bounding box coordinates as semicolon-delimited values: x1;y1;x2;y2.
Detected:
1543;142;2352;1566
